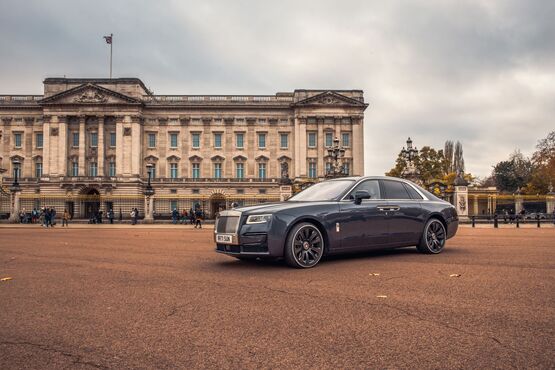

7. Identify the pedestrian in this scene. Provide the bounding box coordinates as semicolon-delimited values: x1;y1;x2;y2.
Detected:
108;208;114;224
180;209;188;224
44;208;51;227
50;208;56;227
130;208;136;225
62;208;70;227
194;207;203;229
119;208;123;223
189;207;195;225
172;208;178;224
97;210;103;224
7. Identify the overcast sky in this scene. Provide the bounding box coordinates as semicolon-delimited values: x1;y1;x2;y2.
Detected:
1;0;553;177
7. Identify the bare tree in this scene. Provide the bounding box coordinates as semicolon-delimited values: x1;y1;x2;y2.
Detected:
444;140;454;173
453;141;465;175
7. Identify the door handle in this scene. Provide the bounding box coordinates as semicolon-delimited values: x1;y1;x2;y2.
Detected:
377;206;390;211
389;206;401;211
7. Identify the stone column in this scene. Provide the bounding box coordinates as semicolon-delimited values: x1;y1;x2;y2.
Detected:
42;116;51;175
293;117;301;179
352;117;364;176
58;116;68;177
515;194;523;214
279;185;293;202
298;118;307;177
78;116;86;176
98;116;105;176
473;194;479;216
546;193;555;214
131;116;142;176
454;185;469;220
317;118;324;177
115;116;124;176
144;195;154;223
8;190;21;223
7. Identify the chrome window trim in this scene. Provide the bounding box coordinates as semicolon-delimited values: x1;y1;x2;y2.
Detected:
339;178;430;202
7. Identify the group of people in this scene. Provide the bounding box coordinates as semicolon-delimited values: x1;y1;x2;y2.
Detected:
171;207;205;228
18;207;71;227
88;209;117;224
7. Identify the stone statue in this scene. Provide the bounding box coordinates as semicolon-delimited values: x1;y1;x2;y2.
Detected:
279;160;292;184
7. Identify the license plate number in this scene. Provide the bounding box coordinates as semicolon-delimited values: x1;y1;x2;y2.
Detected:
216;234;233;244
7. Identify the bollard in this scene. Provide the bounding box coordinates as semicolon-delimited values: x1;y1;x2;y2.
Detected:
516;216;519;228
493;214;499;228
537;215;541;228
472;216;475;228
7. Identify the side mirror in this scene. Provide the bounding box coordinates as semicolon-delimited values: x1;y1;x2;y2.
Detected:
354;190;371;205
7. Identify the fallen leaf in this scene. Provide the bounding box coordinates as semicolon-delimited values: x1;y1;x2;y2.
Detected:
376;295;387;298
1;277;13;282
450;274;461;278
369;273;380;276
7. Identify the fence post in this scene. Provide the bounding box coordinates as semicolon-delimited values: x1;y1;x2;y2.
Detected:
516;216;519;228
471;216;475;228
493;213;498;228
536;215;541;228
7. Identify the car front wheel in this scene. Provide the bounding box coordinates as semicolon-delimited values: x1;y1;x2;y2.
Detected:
417;218;446;254
284;222;324;268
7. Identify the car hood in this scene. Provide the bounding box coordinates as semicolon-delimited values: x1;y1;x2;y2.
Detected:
227;201;334;215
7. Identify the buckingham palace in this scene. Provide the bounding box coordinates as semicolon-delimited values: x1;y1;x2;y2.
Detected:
0;77;367;220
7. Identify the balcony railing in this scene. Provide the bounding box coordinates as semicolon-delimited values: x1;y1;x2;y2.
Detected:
2;176;278;184
0;95;43;105
149;177;278;183
143;95;294;104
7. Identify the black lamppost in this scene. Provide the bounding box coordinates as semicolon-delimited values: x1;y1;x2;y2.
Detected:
401;137;418;163
325;137;346;178
10;159;21;192
143;164;155;223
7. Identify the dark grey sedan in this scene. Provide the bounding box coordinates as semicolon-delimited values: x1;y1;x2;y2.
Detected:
215;176;459;268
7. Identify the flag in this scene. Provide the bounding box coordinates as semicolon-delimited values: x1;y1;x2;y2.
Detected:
103;35;112;44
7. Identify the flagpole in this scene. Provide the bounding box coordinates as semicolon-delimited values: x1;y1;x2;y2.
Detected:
109;33;113;79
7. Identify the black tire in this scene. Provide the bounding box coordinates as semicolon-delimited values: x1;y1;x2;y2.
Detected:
284;222;324;268
417;218;447;254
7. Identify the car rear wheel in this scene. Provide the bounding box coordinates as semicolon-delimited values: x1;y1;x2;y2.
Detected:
417;218;446;254
284;222;324;268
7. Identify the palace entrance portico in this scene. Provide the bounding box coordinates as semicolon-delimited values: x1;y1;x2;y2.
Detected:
81;187;100;219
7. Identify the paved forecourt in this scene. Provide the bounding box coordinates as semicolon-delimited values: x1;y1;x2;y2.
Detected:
0;227;553;369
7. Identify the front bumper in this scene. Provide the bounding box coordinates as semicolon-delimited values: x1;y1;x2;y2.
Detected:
215;232;270;256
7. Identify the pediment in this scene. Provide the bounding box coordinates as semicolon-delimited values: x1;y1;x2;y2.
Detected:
144;155;159;162
40;83;143;105
233;155;247;161
294;91;367;108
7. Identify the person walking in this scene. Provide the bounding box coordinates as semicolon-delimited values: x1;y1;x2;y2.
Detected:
189;207;195;225
172;208;179;224
62;208;70;227
180;209;188;224
50;207;57;227
130;208;137;225
194;207;203;229
108;209;114;224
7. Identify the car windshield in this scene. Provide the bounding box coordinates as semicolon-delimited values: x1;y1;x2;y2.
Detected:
288;180;355;201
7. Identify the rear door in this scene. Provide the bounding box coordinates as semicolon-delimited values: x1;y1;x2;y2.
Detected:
380;180;425;246
338;179;390;250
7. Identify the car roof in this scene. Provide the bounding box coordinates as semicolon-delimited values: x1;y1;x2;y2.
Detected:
329;176;410;182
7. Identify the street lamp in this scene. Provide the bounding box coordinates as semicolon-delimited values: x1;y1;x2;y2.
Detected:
10;159;21;192
143;164;155;223
400;137;418;163
325;137;347;178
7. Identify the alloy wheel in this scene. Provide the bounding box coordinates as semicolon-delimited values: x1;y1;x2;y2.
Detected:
292;225;323;267
426;220;446;253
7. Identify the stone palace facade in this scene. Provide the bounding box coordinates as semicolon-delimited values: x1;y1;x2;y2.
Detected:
0;78;367;219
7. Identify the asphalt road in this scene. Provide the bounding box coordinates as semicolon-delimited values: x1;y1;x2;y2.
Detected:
1;226;554;369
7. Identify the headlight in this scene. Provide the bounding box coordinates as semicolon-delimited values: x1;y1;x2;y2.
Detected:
246;214;272;224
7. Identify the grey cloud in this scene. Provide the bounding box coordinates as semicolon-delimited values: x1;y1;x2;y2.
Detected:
0;0;553;177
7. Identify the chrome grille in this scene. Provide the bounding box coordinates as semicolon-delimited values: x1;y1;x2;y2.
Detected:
216;216;239;233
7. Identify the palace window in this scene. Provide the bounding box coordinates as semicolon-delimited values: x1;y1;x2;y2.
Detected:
325;132;333;147
308;161;317;178
236;133;244;148
148;133;156;148
109;159;116;177
259;189;267;194
14;133;22;148
214;163;222;179
148;164;156;179
90;132;98;148
36;133;43;149
236;162;244;179
192;189;200;194
170;133;178;148
170;163;178;179
214;133;222;148
192;133;200;149
342;132;350;147
258;133;266;149
258;162;267;179
89;162;98;177
343;161;350;176
192;163;200;179
109;132;116;147
170;200;178;211
12;162;21;178
71;161;79;177
236;189;244;194
35;162;42;178
280;133;288;149
72;132;79;147
308;132;317;148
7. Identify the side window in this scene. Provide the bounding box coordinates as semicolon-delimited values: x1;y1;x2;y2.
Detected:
348;180;381;200
382;180;411;199
404;183;423;199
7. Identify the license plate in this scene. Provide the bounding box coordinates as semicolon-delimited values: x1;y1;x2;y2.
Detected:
216;234;233;244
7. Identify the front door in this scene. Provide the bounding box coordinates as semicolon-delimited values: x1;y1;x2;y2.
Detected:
338;179;389;250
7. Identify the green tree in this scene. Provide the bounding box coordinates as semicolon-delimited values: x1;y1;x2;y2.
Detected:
492;150;533;193
386;146;448;184
525;131;555;194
